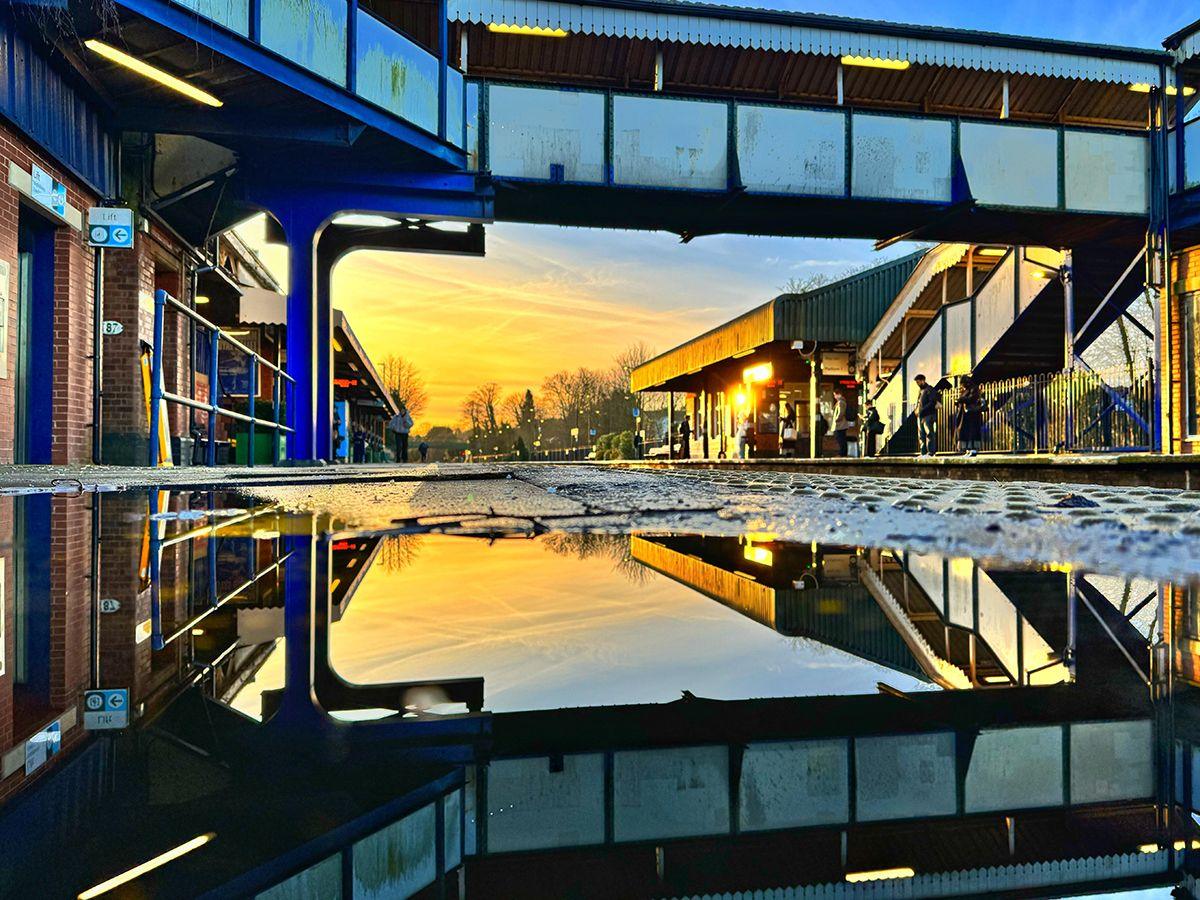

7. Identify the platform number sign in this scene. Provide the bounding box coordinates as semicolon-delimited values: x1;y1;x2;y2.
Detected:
84;688;130;730
87;207;134;249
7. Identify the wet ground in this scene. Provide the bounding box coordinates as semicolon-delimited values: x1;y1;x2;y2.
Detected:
0;473;1198;898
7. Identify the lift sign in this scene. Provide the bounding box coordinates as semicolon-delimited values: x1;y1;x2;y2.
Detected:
87;207;134;249
84;688;129;730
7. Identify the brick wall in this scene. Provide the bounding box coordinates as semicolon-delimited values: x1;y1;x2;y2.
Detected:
100;222;194;465
0;120;99;465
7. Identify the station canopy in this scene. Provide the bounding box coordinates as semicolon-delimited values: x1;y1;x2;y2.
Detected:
630;250;925;393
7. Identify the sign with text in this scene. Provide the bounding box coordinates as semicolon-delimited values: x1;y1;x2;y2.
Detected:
87;207;134;249
31;165;66;217
25;721;61;775
84;688;129;730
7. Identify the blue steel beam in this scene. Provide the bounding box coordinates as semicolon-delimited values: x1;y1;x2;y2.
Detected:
112;0;466;170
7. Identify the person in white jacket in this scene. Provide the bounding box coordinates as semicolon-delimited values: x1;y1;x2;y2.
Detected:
387;401;414;463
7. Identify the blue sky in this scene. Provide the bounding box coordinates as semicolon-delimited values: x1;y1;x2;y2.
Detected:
333;1;1196;425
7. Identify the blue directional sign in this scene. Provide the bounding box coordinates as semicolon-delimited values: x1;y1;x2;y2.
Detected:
87;207;134;249
84;688;130;730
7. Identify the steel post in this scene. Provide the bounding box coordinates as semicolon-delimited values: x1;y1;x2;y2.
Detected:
249;358;257;468
149;290;166;467
208;329;220;466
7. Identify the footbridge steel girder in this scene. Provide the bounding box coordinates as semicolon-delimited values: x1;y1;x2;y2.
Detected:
239;172;491;462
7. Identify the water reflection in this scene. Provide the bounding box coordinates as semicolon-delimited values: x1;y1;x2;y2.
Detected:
0;489;1196;898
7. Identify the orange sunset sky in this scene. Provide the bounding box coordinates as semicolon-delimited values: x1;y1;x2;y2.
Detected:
244;216;892;428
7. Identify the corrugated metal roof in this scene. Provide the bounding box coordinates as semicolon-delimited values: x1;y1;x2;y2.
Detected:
630;249;925;391
451;0;1165;84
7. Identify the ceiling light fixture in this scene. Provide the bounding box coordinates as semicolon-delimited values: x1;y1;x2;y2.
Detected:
841;55;910;71
84;40;223;107
487;22;569;38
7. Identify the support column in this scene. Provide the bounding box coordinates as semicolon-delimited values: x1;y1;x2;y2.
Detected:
809;353;820;459
1062;249;1075;369
667;392;674;459
283;210;330;463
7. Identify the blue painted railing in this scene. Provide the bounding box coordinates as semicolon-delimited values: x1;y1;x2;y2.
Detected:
150;289;295;467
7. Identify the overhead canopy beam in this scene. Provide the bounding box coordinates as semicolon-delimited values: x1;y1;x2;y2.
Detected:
117;108;367;146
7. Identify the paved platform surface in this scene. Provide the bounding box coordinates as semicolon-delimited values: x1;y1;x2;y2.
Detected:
222;464;1200;584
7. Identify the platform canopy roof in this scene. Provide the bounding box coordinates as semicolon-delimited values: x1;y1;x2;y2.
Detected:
630;249;925;393
454;0;1167;83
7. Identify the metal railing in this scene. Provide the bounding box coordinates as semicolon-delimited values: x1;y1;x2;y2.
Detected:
930;364;1154;455
150;288;295;466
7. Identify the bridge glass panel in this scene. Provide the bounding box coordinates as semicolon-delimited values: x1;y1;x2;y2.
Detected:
960;122;1058;209
486;755;605;852
1186;120;1200;190
855;732;957;821
355;9;439;135
738;739;849;831
851;115;952;203
974;252;1018;360
465;82;480;170
447;69;465;148
488;86;605;183
1064;131;1149;214
257;854;342;899
445;790;463;869
964;726;1064;813
172;0;248;35
1069;720;1154;804
944;301;973;375
736;105;845;197
613;746;729;841
1019;248;1062;312
260;0;347;86
613;96;728;191
946;558;974;629
906;553;946;616
907;321;944;388
977;572;1019;677
353;802;437;899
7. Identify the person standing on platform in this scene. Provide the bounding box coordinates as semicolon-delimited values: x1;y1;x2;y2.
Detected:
956;376;984;457
388;400;414;463
862;402;882;457
831;388;851;457
914;374;941;457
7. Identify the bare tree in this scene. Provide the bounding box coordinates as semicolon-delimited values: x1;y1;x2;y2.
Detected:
378;356;429;419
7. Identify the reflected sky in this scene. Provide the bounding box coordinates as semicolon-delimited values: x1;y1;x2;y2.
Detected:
327;534;932;712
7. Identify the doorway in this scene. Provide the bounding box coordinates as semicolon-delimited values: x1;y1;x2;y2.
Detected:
14;210;55;464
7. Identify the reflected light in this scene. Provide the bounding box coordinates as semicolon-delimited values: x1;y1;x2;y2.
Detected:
975;247;1006;257
841;55;910;71
78;833;216;898
487;22;569;37
743;545;774;566
84;40;222;107
845;867;916;883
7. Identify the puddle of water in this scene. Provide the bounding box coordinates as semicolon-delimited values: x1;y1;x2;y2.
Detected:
0;488;1196;899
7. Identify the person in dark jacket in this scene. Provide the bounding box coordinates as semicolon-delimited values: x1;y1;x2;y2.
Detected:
861;402;883;457
955;376;984;456
914;374;940;456
678;413;691;459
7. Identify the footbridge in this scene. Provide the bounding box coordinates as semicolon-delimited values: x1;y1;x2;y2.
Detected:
43;0;1199;459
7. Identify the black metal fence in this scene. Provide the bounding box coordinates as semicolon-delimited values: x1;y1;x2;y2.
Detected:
931;364;1154;454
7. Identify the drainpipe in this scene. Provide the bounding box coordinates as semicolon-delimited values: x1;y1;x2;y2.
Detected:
91;247;105;463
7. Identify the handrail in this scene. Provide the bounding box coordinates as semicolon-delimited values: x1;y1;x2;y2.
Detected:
150;288;295;467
